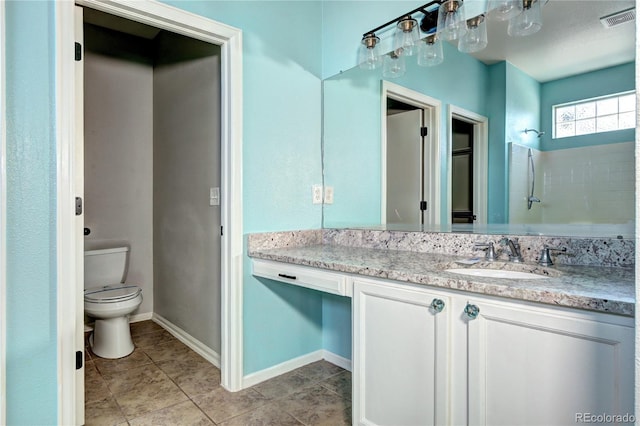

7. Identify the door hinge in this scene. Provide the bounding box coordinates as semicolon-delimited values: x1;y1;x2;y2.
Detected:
75;197;83;216
419;201;427;211
76;351;83;370
420;127;428;137
75;42;82;61
221;226;224;236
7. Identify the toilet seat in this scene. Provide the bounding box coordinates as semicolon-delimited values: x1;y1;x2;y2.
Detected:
84;284;141;303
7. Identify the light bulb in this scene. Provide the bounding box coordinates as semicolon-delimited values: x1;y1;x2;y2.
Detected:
417;35;444;67
508;0;542;37
358;34;382;70
393;17;419;56
487;0;523;21
458;15;488;53
437;0;466;41
383;50;406;78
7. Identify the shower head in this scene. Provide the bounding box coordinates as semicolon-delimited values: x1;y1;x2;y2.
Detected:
524;128;545;138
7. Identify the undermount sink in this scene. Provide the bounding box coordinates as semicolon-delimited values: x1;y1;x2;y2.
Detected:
445;268;547;280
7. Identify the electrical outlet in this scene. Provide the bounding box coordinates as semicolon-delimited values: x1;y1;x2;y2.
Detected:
324;186;334;204
312;185;323;204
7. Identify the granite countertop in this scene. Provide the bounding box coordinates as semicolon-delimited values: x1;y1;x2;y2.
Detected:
249;244;635;317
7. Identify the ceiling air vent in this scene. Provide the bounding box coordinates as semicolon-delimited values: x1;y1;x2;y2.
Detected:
600;7;635;28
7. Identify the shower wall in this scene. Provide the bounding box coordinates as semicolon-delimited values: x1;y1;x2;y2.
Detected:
509;141;635;225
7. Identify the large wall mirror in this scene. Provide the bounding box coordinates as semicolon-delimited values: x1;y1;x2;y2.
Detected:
322;0;636;238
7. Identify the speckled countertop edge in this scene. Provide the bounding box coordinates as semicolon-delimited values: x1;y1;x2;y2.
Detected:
248;243;635;317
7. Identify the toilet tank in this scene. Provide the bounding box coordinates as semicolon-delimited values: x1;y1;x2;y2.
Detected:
84;246;129;289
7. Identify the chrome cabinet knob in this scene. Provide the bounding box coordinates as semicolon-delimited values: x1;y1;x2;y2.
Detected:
464;303;480;319
431;298;445;313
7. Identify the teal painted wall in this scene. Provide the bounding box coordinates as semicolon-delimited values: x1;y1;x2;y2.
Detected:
540;62;635;151
5;1;58;424
321;294;352;360
505;62;541;151
486;63;507;223
161;1;325;374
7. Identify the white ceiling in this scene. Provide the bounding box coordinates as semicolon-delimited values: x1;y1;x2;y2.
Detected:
466;0;636;82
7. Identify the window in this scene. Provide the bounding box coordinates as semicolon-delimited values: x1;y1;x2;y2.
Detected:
553;91;636;139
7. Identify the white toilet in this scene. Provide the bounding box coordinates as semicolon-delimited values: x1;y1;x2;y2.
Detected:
84;246;143;359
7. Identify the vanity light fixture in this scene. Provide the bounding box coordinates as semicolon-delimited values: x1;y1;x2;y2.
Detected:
356;0;545;75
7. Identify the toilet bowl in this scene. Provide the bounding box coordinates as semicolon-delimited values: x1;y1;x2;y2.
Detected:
84;247;143;359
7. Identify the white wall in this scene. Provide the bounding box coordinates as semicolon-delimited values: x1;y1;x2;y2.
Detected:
153;32;222;353
84;27;154;315
509;142;635;225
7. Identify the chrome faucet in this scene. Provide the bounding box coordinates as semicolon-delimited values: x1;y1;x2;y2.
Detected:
473;241;499;261
538;245;567;266
502;238;524;263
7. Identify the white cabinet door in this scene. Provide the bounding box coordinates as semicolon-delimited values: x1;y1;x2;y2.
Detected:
353;279;450;426
466;297;634;426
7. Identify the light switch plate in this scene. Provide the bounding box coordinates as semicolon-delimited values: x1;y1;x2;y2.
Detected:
210;187;220;206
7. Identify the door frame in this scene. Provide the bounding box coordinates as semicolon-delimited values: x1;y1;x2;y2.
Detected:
55;1;244;424
381;81;441;226
0;1;6;423
446;105;488;226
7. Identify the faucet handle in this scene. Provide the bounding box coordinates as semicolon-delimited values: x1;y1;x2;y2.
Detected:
538;245;567;266
473;242;499;261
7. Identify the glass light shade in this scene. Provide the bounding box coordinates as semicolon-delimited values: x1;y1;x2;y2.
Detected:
458;15;488;53
393;17;420;56
382;51;406;78
358;34;382;70
437;0;466;41
417;35;444;67
487;0;523;21
508;0;542;37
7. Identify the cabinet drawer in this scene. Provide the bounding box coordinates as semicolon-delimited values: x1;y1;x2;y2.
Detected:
252;259;348;296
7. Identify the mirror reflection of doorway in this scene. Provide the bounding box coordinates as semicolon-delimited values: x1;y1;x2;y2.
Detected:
386;99;425;225
451;118;475;223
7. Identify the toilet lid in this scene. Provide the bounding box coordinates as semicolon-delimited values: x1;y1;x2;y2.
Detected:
84;284;141;303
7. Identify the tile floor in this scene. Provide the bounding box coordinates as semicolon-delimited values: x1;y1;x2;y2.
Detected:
85;320;352;425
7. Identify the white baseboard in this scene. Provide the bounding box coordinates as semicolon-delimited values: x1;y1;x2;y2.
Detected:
243;350;324;388
152;313;221;368
242;349;352;388
322;350;352;372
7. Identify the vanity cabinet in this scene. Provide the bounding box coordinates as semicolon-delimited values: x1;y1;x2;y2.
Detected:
352;278;451;426
466;296;634;426
352;277;634;426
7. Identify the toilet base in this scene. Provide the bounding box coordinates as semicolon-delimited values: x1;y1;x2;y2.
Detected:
90;315;135;359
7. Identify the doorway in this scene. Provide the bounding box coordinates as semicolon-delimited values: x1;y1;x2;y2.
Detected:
56;1;243;424
446;106;488;226
381;81;441;227
451;118;475;223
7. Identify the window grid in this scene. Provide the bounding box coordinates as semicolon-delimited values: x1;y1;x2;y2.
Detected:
553;91;636;139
